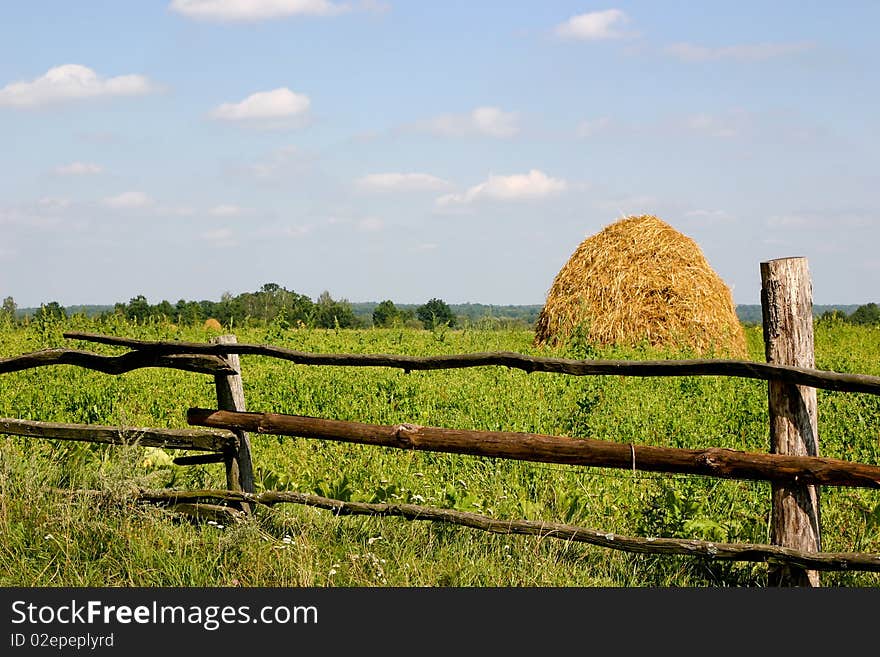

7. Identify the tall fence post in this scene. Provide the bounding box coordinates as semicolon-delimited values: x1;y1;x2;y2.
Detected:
760;257;821;586
212;334;256;505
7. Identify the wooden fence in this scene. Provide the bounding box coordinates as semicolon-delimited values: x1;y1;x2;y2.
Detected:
2;257;879;586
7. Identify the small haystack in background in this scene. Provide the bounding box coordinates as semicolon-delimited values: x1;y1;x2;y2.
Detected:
534;214;747;357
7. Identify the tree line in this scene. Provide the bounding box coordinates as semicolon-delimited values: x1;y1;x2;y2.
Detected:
818;303;880;326
4;291;877;331
0;285;462;330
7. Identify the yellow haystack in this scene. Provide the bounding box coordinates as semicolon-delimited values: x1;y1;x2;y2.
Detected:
203;318;223;332
534;215;747;357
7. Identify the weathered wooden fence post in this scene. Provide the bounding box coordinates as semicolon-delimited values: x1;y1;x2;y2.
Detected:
212;334;256;505
760;257;821;586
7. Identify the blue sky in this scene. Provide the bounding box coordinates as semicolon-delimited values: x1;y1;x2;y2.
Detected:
1;1;878;308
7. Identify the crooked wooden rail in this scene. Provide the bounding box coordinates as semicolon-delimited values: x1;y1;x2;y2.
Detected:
60;331;880;394
1;257;878;586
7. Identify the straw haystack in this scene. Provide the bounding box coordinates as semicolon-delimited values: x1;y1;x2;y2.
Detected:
534;215;747;357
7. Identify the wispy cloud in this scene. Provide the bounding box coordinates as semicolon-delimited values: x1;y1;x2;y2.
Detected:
436;169;567;207
210;87;310;123
0;64;158;109
102;191;154;209
555;9;631;41
237;145;315;181
209;204;250;217
664;41;815;62
355;172;450;192
169;0;348;21
0;202;70;230
202;227;237;248
767;212;872;231
575;117;611;138
357;216;385;232
37;197;73;210
53;161;103;176
258;223;311;239
685;113;741;138
413;106;519;139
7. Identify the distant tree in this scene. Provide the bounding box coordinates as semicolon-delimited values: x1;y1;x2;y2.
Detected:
125;295;151;322
818;309;848;324
312;291;359;329
416;298;456;329
372;300;400;327
236;283;313;324
154;300;174;320
33;301;67;322
175;299;203;324
2;296;16;320
849;303;880;326
283;290;314;326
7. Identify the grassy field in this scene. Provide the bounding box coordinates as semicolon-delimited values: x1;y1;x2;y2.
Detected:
0;314;878;587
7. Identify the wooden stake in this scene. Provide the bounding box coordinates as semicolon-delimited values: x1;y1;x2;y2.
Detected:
761;257;821;586
212;335;256;503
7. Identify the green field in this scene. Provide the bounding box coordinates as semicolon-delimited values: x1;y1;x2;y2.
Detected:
1;314;878;587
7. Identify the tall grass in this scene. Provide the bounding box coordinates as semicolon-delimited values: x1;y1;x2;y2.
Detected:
0;315;878;586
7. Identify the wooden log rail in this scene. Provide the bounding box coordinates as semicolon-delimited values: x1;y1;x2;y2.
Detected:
0;417;236;452
187;408;880;489
0;347;235;376
62;332;880;395
128;488;880;573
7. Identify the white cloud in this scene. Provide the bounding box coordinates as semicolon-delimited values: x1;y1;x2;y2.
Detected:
0;203;66;230
471;107;519;138
259;223;311;239
156;204;197;217
203;227;237;248
416;106;519;138
576;117;611;138
102;191;154;209
556;9;630;41
0;64;158;109
278;224;311;238
664;41;815;62
355;172;450;192
37;197;73;210
436;169;567;206
54;161;103;176
358;216;384;232
209;204;248;216
241;145;309;179
685;112;745;138
210;88;310;122
169;0;347;21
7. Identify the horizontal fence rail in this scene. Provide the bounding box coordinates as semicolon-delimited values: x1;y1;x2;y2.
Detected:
0;347;235;376
120;488;880;573
63;332;880;395
186;408;880;489
0;417;237;452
